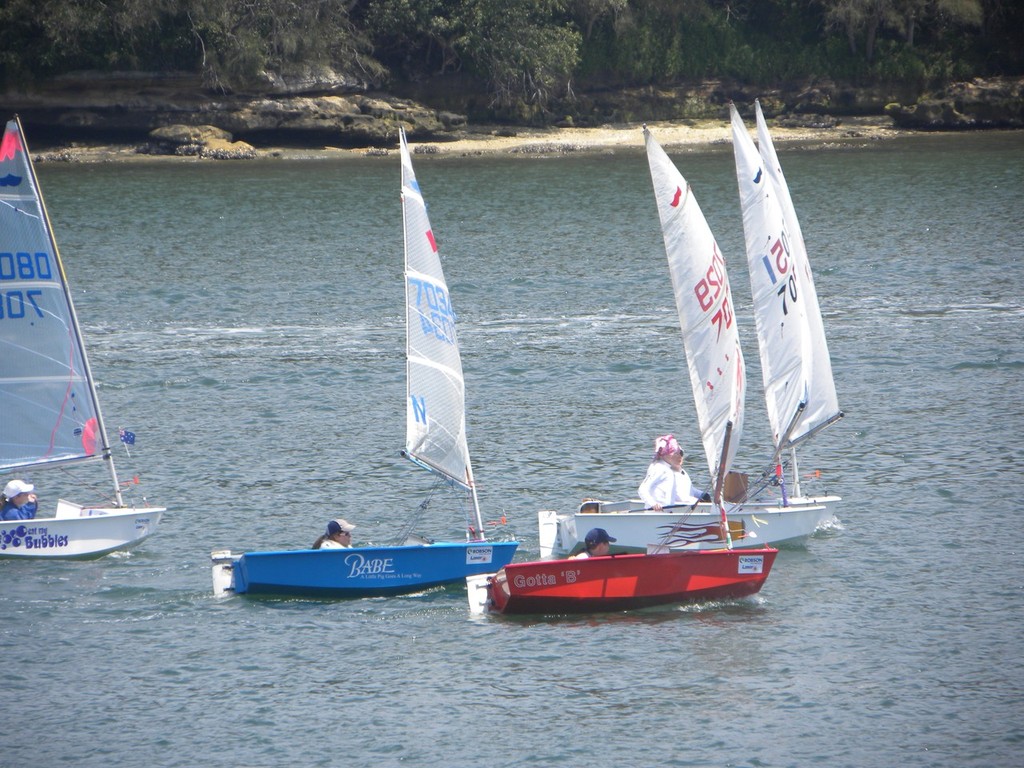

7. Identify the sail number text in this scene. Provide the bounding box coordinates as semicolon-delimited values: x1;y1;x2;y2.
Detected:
693;243;734;341
409;276;456;345
760;234;798;315
0;251;51;321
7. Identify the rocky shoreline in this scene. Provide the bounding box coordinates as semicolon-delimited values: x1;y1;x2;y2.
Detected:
29;115;919;165
5;72;1022;162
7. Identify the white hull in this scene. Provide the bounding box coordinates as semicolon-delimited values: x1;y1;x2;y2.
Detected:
0;500;164;559
538;496;838;558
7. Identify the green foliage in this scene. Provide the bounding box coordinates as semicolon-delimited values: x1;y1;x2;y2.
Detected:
360;0;473;75
0;0;1021;111
0;0;194;80
362;0;580;115
186;0;383;90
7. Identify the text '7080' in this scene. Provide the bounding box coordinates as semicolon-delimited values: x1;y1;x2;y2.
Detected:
1;252;54;321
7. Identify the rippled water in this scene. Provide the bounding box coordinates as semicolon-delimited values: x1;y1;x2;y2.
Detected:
3;131;1022;767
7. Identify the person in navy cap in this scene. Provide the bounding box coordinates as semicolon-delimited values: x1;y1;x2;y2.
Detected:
571;527;616;559
312;518;355;549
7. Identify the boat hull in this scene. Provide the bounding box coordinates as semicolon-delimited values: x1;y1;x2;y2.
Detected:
0;506;164;559
484;548;777;615
538;496;838;557
215;540;519;598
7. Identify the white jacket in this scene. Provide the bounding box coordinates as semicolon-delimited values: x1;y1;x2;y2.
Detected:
638;459;699;508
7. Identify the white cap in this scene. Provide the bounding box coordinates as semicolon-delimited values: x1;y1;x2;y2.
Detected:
327;518;355;535
3;479;34;498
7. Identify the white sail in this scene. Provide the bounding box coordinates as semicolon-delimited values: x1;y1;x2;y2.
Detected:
752;101;841;448
400;128;475;494
730;104;817;453
0;117;120;498
644;128;745;481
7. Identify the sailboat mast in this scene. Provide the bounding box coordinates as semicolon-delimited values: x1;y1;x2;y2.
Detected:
714;421;735;549
790;447;802;498
466;468;486;542
15;116;124;505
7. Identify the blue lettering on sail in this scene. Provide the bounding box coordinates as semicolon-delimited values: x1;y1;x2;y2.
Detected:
0;253;51;321
408;276;456;345
0;289;44;320
0;252;53;280
410;394;427;424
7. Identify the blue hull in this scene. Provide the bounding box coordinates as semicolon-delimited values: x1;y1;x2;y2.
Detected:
232;541;518;598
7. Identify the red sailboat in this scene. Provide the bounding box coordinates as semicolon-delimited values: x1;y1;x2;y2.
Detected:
471;547;777;615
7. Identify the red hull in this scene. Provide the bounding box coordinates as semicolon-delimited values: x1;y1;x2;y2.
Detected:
486;548;777;615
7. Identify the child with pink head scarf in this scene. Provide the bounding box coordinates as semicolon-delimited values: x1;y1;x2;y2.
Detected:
637;434;707;510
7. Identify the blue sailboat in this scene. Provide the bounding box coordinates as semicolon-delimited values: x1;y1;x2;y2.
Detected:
211;128;517;597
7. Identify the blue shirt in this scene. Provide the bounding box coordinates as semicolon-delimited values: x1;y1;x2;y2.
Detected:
1;499;37;521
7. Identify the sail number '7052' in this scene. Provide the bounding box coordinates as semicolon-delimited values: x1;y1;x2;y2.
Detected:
408;276;456;345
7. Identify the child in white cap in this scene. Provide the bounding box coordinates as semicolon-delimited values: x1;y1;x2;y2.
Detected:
1;479;38;521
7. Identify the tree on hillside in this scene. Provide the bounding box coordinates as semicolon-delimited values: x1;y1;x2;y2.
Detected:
821;0;982;61
0;0;383;90
464;0;581;109
0;0;188;77
362;0;581;111
185;0;384;90
570;0;629;39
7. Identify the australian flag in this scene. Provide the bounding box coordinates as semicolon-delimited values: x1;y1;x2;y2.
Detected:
119;429;136;446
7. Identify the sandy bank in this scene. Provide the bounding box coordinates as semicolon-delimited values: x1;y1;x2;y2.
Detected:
35;116;908;163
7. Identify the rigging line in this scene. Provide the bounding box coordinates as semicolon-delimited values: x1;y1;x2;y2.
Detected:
53;464;119;507
392;489;433;546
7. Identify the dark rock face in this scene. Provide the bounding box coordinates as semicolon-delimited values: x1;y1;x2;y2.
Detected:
548;79;921;125
885;77;1024;129
4;71;1021;154
3;71;468;150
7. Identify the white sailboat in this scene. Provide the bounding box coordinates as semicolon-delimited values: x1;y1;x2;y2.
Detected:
539;118;841;557
0;116;164;558
211;128;517;597
731;100;844;485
